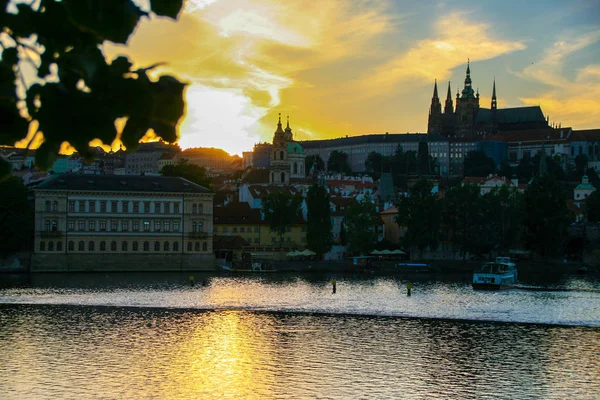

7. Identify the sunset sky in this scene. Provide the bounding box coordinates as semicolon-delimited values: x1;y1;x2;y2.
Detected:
102;0;600;155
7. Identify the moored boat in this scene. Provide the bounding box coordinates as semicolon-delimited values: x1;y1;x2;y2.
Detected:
472;257;517;290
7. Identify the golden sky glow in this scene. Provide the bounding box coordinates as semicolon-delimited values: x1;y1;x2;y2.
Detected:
21;0;600;155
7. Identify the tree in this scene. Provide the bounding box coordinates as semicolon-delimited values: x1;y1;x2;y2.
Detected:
365;151;389;177
262;190;302;247
443;183;484;258
481;185;524;254
305;155;325;174
396;179;441;258
0;0;186;178
339;220;348;245
517;154;536;183
160;160;211;189
575;154;589;177
344;193;379;255
586;190;600;222
327;150;351;174
306;184;332;257
464;150;495;177
522;175;569;258
498;160;513;179
0;177;33;258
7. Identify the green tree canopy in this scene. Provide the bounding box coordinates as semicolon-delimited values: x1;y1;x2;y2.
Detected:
306;184;332;257
365;151;390;177
0;176;33;258
262;190;302;246
396;179;441;257
442;183;484;258
344;193;379;255
464;150;495;177
585;189;600;222
327;150;351;175
517;153;536;183
498;160;513;179
305;154;325;174
160;160;211;189
0;0;186;177
523;174;569;258
481;185;524;253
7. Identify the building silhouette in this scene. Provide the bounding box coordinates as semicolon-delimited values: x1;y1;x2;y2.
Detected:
427;61;549;138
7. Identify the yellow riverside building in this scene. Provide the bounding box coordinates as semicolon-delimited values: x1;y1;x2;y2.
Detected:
213;202;306;251
32;174;215;272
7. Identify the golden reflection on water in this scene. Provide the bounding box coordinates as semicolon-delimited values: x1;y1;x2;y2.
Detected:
166;311;277;399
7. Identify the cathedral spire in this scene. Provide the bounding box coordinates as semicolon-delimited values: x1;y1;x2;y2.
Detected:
461;59;475;99
444;81;453;114
433;79;439;100
491;78;497;110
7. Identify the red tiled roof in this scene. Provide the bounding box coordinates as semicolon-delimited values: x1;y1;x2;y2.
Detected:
248;185;301;199
214;202;263;224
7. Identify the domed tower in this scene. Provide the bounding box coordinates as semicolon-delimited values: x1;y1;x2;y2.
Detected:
270;114;289;184
285;116;305;179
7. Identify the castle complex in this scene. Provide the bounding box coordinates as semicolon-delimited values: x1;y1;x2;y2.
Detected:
427;62;549;138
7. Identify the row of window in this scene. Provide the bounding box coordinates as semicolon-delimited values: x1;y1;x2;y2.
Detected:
49;219;190;233
212;226;306;233
44;200;196;214
39;240;209;252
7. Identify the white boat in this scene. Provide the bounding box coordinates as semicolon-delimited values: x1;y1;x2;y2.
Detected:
472;257;517;290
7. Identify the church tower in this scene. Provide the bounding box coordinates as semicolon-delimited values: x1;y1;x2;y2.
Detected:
455;61;480;137
491;78;497;110
269;114;289;184
427;80;443;134
444;81;453;114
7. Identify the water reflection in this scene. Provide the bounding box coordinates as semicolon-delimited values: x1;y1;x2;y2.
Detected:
0;305;599;399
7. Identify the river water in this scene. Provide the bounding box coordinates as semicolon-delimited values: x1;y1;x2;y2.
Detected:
0;272;599;399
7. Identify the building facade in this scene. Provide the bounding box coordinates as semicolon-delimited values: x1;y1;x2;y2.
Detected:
302;133;450;176
32;175;215;272
427;62;549;138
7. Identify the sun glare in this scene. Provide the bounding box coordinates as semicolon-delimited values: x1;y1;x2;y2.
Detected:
178;85;266;155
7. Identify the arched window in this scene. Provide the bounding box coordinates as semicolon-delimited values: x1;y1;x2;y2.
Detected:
198;222;203;232
294;163;298;174
195;242;200;251
154;241;160;251
164;242;169;251
51;201;58;211
48;241;54;251
198;204;203;213
40;241;46;251
57;242;62;251
192;222;197;232
100;241;106;251
273;151;277;160
68;241;74;251
187;242;192;251
111;241;117;251
202;242;208;251
143;241;149;251
122;241;128;251
45;220;51;231
133;241;138;251
78;241;84;251
45;201;51;211
281;172;285;182
89;241;95;251
173;242;179;252
192;204;197;214
280;150;284;160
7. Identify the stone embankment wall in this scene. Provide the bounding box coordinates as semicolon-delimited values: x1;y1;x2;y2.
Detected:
31;253;216;272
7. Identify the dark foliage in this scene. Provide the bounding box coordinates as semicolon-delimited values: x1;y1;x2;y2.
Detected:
306;184;332;257
0;0;186;178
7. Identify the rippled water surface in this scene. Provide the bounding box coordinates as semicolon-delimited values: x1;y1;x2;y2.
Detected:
0;272;599;399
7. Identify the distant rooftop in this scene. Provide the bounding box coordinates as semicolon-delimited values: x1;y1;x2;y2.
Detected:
300;132;447;149
34;174;212;194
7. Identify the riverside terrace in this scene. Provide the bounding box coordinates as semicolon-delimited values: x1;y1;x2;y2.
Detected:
31;174;215;272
